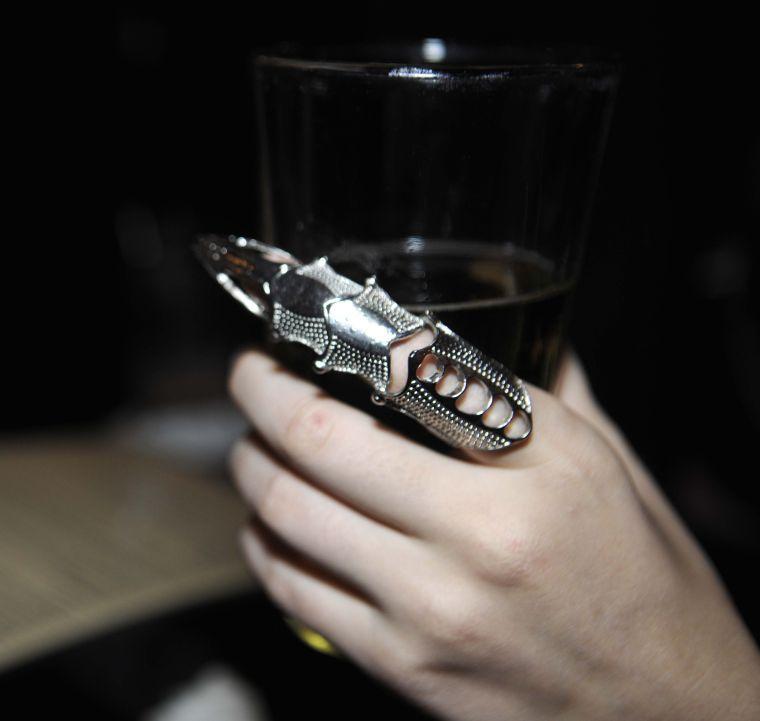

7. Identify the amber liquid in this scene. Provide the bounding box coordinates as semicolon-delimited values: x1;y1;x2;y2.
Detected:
329;239;575;389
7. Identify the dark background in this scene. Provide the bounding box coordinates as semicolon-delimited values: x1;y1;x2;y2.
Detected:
3;8;758;718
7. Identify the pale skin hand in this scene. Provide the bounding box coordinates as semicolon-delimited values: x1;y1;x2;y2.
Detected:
229;349;760;721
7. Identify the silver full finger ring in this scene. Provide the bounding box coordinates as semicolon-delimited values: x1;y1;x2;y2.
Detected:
195;235;532;451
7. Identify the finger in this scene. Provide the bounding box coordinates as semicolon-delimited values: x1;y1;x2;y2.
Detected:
229;349;487;538
462;382;580;470
231;435;427;603
240;521;385;664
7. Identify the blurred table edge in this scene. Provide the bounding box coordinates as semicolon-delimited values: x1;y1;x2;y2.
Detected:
0;433;255;673
0;564;254;673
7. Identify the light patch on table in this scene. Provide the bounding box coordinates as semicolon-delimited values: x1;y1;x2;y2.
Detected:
0;437;254;671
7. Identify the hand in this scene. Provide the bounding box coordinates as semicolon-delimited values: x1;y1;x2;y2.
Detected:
228;349;760;721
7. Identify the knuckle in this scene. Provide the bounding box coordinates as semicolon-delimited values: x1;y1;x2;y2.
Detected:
392;654;441;699
411;583;485;653
561;430;600;476
371;634;440;698
551;426;628;500
362;618;406;676
258;472;292;532
229;441;256;503
229;438;254;482
228;440;266;507
228;439;246;479
227;351;255;401
264;564;298;615
464;517;538;588
283;396;336;459
554;414;615;478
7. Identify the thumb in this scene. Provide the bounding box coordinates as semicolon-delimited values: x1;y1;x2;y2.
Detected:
554;351;691;542
554;350;643;473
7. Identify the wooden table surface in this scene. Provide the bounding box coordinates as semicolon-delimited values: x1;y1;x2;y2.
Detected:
0;435;254;672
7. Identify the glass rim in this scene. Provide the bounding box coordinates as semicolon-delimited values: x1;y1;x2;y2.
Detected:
254;40;622;76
